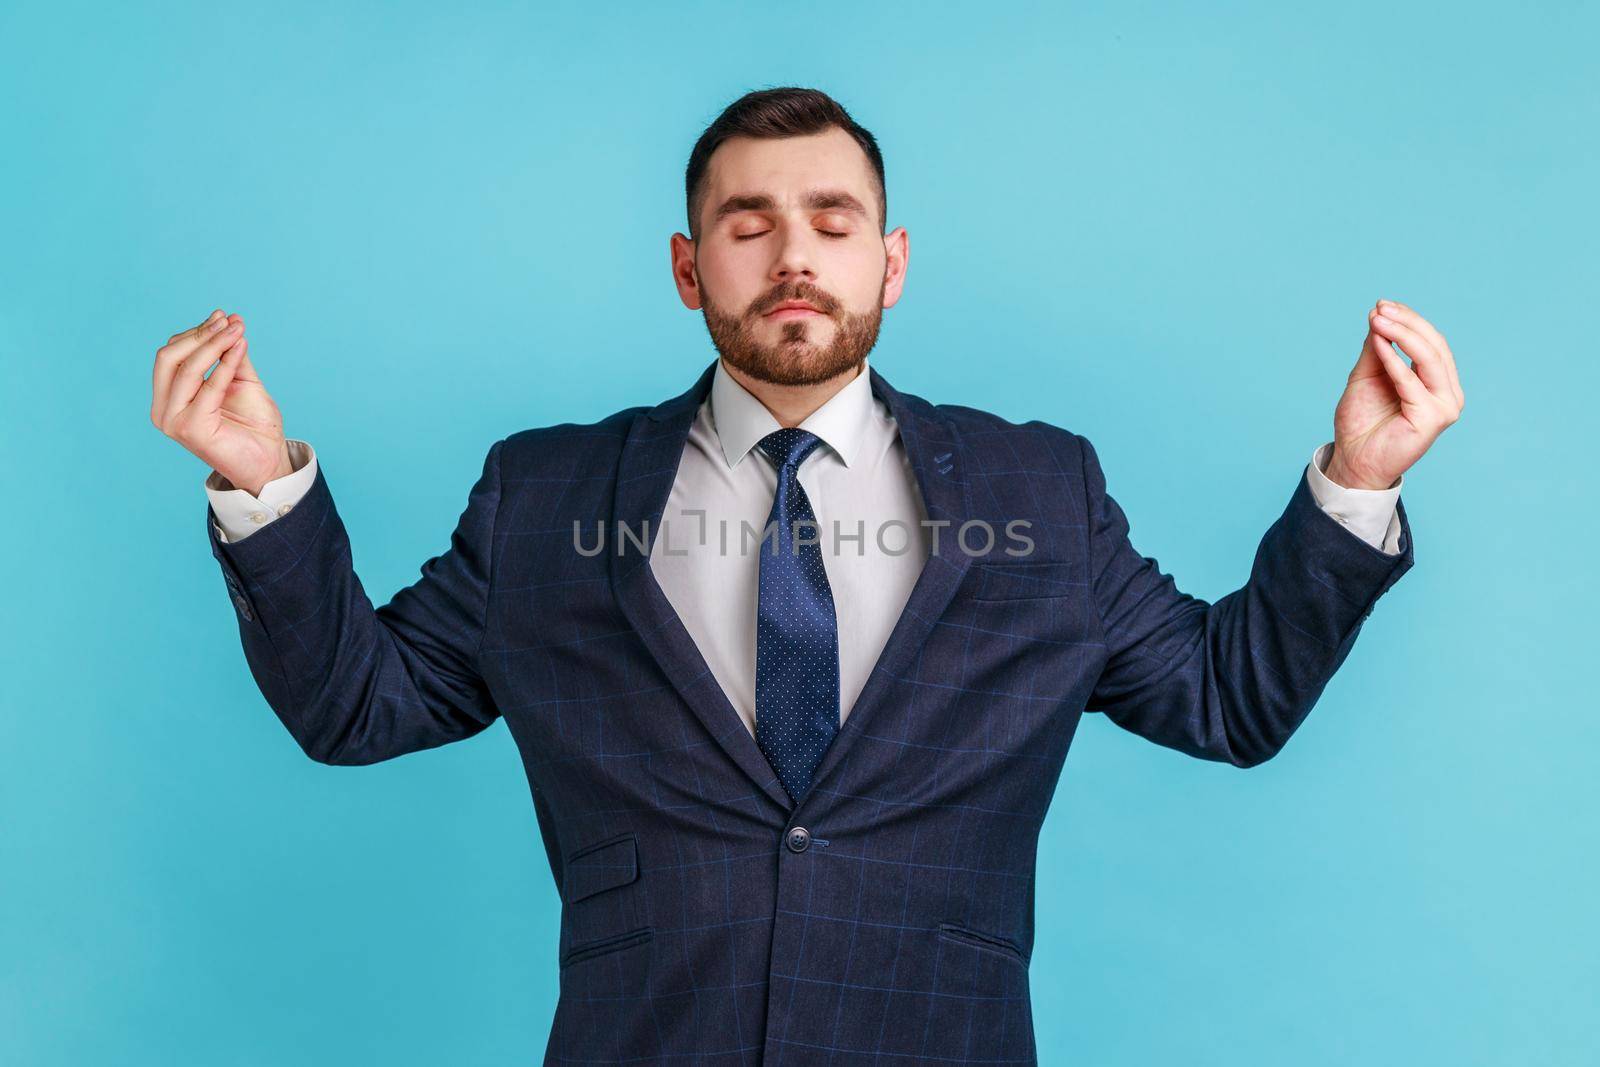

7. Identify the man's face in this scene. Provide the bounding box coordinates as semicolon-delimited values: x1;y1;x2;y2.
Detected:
670;127;909;387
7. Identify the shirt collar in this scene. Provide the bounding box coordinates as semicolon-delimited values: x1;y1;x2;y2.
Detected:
709;356;873;470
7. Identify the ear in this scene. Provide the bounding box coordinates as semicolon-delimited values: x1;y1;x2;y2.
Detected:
669;232;703;310
881;226;909;310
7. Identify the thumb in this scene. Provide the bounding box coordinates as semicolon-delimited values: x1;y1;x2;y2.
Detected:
1348;326;1386;382
196;335;246;416
231;339;265;385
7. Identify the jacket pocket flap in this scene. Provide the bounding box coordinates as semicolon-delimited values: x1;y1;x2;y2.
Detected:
563;832;639;904
936;921;1029;966
969;560;1082;601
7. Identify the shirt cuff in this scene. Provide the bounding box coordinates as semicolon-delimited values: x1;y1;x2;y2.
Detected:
1304;441;1403;556
205;439;318;543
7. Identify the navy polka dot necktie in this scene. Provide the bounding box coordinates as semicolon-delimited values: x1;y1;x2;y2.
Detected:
753;428;840;806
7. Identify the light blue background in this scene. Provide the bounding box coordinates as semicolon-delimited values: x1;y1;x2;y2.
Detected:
3;1;1595;1063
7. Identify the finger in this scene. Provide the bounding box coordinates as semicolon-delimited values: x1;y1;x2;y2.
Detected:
231;342;264;384
1367;327;1432;412
189;309;224;340
208;313;261;383
195;335;246;416
1378;300;1461;406
164;321;244;424
161;309;228;357
1348;325;1387;384
153;313;230;418
165;309;223;344
185;309;224;339
1370;309;1452;402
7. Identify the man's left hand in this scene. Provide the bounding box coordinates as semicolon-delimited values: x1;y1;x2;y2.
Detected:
1324;299;1465;490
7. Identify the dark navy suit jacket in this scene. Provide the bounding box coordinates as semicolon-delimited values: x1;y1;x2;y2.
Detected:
207;359;1414;1064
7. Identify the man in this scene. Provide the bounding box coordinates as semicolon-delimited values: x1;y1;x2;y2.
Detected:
151;87;1461;1064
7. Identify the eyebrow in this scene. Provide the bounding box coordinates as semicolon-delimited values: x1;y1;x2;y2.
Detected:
712;188;870;224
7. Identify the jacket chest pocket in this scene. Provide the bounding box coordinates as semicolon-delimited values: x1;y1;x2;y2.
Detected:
949;560;1094;642
563;832;639;904
966;559;1085;602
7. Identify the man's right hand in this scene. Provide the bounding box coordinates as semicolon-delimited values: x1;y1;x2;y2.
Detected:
151;309;293;497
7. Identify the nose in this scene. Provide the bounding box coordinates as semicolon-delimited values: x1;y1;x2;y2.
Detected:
769;221;817;284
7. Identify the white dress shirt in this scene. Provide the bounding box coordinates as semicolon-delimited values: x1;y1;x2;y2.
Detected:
646;357;930;738
206;360;1404;737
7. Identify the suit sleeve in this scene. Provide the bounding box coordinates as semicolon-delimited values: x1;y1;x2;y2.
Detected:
207;438;506;765
1077;432;1414;767
1303;440;1403;555
206;439;319;543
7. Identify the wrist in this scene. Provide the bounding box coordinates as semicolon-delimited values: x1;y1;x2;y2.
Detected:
241;443;294;497
1324;449;1395;492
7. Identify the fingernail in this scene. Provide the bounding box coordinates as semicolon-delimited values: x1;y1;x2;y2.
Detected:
1374;314;1393;327
210;318;227;332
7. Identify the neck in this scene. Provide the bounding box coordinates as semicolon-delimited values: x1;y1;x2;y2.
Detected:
720;357;864;428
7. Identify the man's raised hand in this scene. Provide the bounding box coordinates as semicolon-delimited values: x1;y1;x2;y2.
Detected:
151;309;293;497
1325;299;1465;491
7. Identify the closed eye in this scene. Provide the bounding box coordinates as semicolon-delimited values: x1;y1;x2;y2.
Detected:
734;230;849;241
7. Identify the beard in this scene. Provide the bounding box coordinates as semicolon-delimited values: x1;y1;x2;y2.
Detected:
700;273;885;387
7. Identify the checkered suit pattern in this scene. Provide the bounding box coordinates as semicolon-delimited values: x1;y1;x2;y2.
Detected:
207;358;1414;1064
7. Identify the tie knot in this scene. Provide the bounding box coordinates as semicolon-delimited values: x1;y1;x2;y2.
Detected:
757;428;825;471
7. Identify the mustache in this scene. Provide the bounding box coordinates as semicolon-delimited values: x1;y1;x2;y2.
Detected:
752;286;836;316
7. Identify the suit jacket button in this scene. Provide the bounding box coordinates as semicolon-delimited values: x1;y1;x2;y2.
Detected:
231;594;253;621
785;826;810;853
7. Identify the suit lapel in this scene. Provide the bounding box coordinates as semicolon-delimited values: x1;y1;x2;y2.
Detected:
794;365;974;809
608;359;795;812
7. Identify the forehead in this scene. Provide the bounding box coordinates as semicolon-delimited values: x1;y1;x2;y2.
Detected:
704;128;877;212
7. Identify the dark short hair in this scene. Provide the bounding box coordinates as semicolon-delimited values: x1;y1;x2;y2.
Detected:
685;87;886;241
